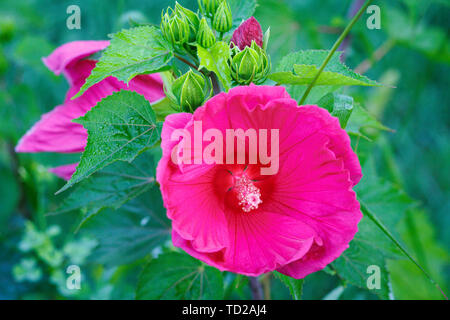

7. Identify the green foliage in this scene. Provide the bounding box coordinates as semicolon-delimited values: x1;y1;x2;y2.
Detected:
274;271;304;300
136;252;224;300
55;150;159;228
59;91;162;193
228;0;257;28
388;209;449;300
269;50;380;86
317;92;353;128
346;103;391;139
197;41;232;90
82;188;170;266
332;160;416;299
73;26;173;99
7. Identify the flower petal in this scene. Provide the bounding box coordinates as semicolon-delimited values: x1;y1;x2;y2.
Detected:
48;163;78;180
16;59;164;154
42;40;110;77
174;209;316;276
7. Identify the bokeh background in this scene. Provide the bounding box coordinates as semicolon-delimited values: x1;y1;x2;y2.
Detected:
0;0;448;299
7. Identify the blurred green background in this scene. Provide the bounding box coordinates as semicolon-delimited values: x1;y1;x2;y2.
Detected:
0;0;448;299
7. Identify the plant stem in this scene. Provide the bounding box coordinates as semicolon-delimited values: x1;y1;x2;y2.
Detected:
174;54;198;70
298;0;373;105
249;277;264;300
210;72;221;95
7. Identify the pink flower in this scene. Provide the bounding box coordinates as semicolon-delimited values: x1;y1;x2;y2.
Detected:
231;17;263;50
157;84;362;278
15;41;165;180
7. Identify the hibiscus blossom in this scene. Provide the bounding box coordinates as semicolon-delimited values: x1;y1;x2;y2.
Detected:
157;84;362;278
15;41;165;179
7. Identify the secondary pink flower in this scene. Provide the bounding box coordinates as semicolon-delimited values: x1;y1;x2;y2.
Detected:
231;17;263;50
15;41;165;179
157;84;362;278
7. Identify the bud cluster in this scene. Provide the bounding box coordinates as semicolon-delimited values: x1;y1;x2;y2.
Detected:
159;1;271;112
161;1;234;48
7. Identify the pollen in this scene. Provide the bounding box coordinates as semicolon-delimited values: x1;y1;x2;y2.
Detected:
235;175;262;212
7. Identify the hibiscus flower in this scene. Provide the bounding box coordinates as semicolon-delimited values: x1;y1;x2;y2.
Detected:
157;84;362;278
15;41;165;179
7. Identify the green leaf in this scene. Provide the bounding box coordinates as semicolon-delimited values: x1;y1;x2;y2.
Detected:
332;160;416;299
269;50;380;87
197;41;232;91
151;97;177;121
317;92;353;128
82;187;170;266
58;90;162;193
274;271;304;300
136;252;224;300
73;26;173;99
228;0;256;28
286;84;339;105
54;149;159;228
346;103;391;139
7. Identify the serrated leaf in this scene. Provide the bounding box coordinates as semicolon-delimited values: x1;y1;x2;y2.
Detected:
269;50;380;87
73;26;173;99
274;271;304;300
198;41;232;91
58;90;162;193
332;160;416;299
317;92;353;128
53;149;159;228
82;186;171;266
136;252;224;300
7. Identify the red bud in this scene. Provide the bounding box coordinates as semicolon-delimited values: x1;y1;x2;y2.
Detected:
230;17;263;50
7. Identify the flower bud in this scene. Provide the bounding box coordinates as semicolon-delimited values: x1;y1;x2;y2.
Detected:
231;17;263;50
160;7;190;46
212;1;232;33
198;0;221;17
230;41;270;85
170;70;212;112
196;18;216;48
175;2;200;43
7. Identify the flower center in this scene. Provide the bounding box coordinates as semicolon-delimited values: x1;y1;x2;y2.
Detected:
234;175;262;213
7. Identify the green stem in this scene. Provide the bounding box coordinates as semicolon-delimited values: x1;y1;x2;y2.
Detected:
298;0;373;105
174;53;198;70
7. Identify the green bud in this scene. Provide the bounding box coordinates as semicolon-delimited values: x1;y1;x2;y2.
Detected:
170;70;212;112
160;6;190;46
212;1;232;33
230;41;271;85
198;0;221;17
175;2;200;43
196;18;216;48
